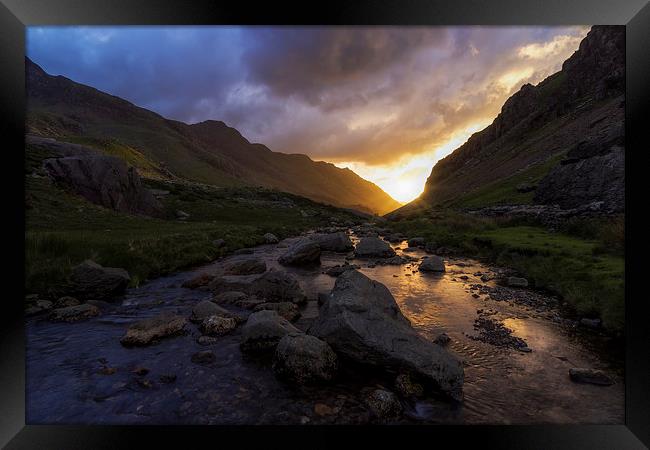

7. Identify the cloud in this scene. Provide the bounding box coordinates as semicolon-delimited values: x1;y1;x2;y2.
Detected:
26;25;590;201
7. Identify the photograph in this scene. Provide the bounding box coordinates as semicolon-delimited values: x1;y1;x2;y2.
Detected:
22;23;626;426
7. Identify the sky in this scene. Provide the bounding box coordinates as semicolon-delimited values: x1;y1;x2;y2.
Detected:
26;25;589;203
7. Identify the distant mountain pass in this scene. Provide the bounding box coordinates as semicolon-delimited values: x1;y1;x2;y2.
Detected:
26;58;400;216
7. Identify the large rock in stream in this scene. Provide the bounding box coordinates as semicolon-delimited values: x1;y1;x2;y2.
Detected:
272;333;338;384
120;313;187;347
309;232;354;252
309;270;464;400
70;260;131;300
354;237;396;258
278;238;321;266
240;310;301;353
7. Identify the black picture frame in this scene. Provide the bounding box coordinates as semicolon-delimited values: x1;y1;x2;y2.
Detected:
1;0;648;448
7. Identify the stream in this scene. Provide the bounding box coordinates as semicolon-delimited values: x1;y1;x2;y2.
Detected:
26;231;624;425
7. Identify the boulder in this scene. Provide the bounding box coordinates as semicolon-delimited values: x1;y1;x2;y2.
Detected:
181;273;214;289
278;239;321;266
249;270;307;304
309;232;354;252
272;333;338;384
199;315;238;336
49;304;100;322
569;368;613;386
54;296;80;308
354;237;396;258
394;373;424;398
212;291;248;305
70;260;130;300
407;237;425;248
190;300;240;323
325;263;357;277
364;389;402;419
120;313;187;346
240;310;300;353
419;256;445;272
43;154;163;217
507;276;529;288
224;257;267;275
253;302;300;322
434;333;451;346
263;233;279;244
309;270;464;400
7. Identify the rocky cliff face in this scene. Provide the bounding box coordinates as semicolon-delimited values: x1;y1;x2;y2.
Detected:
419;25;625;215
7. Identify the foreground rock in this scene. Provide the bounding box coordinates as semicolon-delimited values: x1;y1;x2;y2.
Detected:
272;333;338;384
354;237;396;258
199;315;238;336
309;232;353;252
407;237;425;248
181;273;214;289
70;260;130;300
240;310;301;353
419;256;445;272
224;257;267;275
190;300;241;323
569;368;614;386
44;154;163;217
278;239;321;266
365;389;402;419
49;304;100;322
309;270;464;400
325;263;358;277
253;302;300;322
120;313;187;346
249;270;307;304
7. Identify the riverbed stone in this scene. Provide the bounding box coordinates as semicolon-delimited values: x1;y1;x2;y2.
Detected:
253;302;300;322
190;300;238;323
49;303;100;322
354;237;396;258
569;368;613;386
278;238;321;266
240;310;301;353
408;237;425;248
54;296;80;308
394;373;424;398
309;232;354;252
365;389;402;419
309;270;464;400
70;260;130;300
212;291;248;305
199;315;238;336
120;313;187;346
272;333;338;384
249;270;307;304
182;273;215;289
224;257;267;275
419;256;446;272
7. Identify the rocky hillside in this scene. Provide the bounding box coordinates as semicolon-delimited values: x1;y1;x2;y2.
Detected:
405;26;624;217
26;58;400;216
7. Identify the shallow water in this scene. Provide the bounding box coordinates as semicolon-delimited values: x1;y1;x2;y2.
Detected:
26;232;624;424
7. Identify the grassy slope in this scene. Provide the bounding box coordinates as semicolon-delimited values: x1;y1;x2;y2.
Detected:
25;143;363;296
386;210;624;331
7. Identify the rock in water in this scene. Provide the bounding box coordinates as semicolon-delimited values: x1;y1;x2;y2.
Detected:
120;313;187;346
309;270;464;400
407;237;425;248
354;237;396;258
419;256;445;272
272;333;338;384
253;302;300;322
190;300;236;323
49;304;100;322
365;389;402;419
70;260;130;300
309;232;354;252
569;368;614;386
240;310;301;353
199;315;238;336
249;270;307;304
224;257;267;275
43;154;163;217
278;239;321;266
182;273;215;289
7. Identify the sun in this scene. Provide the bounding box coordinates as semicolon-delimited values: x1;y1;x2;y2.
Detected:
380;177;424;204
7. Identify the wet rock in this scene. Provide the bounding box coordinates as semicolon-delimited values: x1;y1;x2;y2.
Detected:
480;274;492;282
507;277;529;288
418;256;445;272
365;389;402;419
354;237;396;258
278;239;321;266
263;233;279;244
240;310;301;353
580;318;601;328
191;350;216;365
70;260;130;300
132;367;149;376
49;304;100;322
254;302;300;322
54;296;80;308
190;300;239;323
309;270;464;400
120;313;187;347
199;315;238;336
309;232;354;252
224;257;267;275
272;333;338;384
197;336;221;346
569;368;613;386
325;263;357;277
434;333;451;346
182;273;215;289
376;256;408;266
212;291;248;305
98;366;117;375
407;237;425;248
249;270;307;304
394;373;424;398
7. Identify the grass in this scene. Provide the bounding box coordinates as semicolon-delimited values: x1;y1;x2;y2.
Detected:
386;210;625;331
25;173;362;298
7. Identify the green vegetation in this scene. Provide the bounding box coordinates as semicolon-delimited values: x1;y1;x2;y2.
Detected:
386;210;624;331
25;173;362;297
450;152;566;208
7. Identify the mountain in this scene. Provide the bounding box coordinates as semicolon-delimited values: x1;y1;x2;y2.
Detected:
396;25;624;217
25;58;401;215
